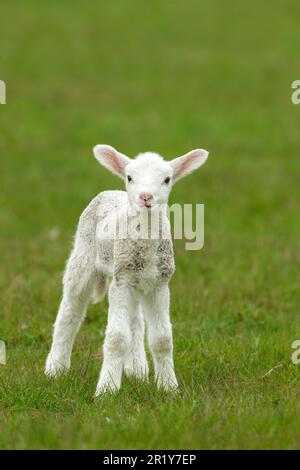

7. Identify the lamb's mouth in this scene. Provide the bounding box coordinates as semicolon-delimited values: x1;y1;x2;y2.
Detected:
139;201;154;209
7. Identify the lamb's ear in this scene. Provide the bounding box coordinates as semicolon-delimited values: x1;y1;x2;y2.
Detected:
170;149;209;183
93;144;131;179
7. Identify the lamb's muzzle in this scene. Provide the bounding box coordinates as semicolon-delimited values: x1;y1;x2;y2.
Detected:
139;191;154;208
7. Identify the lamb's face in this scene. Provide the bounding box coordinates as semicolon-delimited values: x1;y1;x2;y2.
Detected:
93;145;209;211
125;153;173;210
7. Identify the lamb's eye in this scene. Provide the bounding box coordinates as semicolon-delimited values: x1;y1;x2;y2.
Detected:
164;177;171;184
127;175;133;183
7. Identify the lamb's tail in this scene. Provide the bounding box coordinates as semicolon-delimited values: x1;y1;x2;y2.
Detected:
91;272;109;304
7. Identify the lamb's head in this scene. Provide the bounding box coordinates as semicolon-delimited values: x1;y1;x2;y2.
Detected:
93;145;209;211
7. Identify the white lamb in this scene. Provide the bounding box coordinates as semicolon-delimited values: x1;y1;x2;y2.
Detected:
45;145;209;395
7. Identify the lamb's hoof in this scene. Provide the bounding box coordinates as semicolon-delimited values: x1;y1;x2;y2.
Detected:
45;353;70;377
95;384;119;397
124;359;149;381
95;381;119;397
157;376;179;393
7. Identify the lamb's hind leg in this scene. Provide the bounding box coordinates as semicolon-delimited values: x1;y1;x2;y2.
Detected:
91;272;108;304
124;304;149;381
45;250;96;377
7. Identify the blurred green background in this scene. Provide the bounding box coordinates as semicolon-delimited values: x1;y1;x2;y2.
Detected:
1;0;300;449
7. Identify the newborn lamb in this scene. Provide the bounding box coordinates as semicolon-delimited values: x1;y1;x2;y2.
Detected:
45;145;209;395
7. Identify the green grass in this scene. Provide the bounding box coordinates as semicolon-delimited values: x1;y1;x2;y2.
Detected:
1;0;300;449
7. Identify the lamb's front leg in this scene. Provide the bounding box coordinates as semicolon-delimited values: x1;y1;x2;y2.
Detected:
124;305;149;381
142;284;178;391
95;281;132;396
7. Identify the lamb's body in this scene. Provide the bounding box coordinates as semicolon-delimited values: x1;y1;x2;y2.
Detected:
45;145;208;395
46;190;177;393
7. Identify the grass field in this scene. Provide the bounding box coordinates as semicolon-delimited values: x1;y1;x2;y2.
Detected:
1;0;300;449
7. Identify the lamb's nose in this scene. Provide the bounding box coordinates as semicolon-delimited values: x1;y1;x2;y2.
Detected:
139;192;153;203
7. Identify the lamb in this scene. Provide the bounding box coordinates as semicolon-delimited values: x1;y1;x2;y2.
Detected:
45;145;209;395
